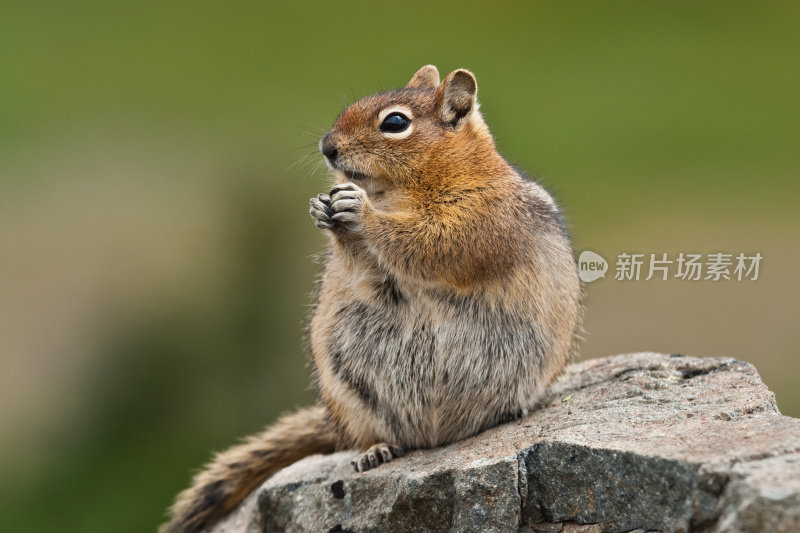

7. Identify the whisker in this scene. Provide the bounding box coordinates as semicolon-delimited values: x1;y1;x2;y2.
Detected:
288;153;317;172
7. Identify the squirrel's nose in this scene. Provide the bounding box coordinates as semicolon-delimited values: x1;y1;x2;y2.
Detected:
319;134;338;162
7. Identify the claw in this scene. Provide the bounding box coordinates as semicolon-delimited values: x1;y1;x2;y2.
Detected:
378;447;392;462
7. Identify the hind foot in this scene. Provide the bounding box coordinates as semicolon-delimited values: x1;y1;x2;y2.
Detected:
351;443;405;472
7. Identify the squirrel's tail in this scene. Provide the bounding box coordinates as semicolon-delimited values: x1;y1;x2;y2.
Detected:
161;405;337;533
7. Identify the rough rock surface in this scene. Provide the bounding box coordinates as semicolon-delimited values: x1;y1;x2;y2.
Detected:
210;353;800;532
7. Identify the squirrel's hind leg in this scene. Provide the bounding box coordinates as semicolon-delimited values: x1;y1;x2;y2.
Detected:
351;442;405;472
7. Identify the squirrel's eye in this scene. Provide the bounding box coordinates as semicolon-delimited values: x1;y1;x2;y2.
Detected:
380;112;410;133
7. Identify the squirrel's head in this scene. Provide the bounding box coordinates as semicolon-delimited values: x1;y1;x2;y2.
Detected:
319;66;493;190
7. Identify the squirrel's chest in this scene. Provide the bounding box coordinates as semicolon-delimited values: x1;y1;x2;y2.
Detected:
322;285;541;447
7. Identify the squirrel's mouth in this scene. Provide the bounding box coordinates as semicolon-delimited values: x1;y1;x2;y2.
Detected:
340;169;370;181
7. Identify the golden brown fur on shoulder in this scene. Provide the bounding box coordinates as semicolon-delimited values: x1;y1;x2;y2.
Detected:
162;65;583;532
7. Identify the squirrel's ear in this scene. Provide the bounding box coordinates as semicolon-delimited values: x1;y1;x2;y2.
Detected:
436;69;477;130
406;65;440;89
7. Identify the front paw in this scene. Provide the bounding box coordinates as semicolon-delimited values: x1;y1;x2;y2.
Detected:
309;193;335;229
329;182;368;232
310;182;369;232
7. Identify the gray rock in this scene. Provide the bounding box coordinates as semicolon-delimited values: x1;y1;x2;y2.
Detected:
211;353;800;532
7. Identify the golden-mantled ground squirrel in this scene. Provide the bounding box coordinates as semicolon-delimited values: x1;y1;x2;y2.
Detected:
162;65;583;532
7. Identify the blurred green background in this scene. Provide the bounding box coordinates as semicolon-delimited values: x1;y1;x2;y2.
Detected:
1;2;798;531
